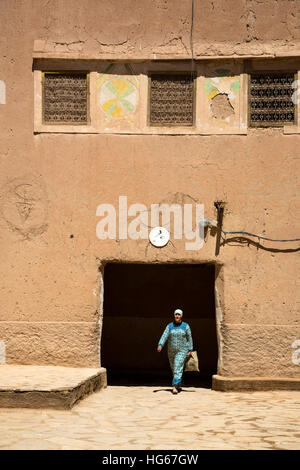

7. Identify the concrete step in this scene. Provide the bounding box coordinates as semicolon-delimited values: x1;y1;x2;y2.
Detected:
212;374;300;391
0;365;107;409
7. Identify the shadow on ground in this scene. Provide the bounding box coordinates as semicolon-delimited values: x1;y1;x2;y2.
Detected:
106;371;213;389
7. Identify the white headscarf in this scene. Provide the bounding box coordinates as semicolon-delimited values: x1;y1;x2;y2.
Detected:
174;308;183;317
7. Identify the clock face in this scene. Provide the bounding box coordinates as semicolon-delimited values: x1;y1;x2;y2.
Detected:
149;226;170;247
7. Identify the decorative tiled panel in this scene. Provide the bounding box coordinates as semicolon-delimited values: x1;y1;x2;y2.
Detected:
200;66;244;132
97;64;140;130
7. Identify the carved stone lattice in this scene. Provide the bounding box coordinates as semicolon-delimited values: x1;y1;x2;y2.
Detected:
43;73;88;124
249;73;295;127
150;74;194;125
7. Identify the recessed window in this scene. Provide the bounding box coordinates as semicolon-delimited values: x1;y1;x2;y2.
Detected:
43;72;89;124
249;72;296;127
149;73;195;126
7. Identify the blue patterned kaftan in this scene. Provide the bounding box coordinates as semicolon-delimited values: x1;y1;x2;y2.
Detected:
158;321;193;386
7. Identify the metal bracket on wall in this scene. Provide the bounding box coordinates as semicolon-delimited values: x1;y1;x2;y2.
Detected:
214;201;226;256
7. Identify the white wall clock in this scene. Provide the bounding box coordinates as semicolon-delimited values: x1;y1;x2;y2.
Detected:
149;226;170;247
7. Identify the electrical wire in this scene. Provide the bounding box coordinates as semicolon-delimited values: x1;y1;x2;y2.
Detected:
214;203;300;243
221;230;300;242
190;0;194;69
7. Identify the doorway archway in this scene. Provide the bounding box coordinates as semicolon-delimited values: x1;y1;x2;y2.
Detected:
101;263;218;386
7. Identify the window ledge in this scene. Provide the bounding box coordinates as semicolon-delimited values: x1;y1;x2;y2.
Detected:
283;125;300;135
33;126;248;135
197;127;247;135
34;125;99;134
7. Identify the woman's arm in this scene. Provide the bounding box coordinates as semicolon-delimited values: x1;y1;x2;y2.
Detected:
186;324;193;352
157;325;170;350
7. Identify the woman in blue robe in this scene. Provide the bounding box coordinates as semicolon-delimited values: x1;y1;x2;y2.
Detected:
157;308;193;394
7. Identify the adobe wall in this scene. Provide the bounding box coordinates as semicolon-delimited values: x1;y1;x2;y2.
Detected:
0;0;299;378
4;0;300;59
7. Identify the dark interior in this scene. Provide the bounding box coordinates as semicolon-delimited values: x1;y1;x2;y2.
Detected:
101;263;218;387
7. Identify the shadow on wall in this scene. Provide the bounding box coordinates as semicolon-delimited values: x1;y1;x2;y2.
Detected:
101;263;218;386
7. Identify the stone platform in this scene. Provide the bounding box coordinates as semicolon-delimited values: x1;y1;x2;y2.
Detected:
212;374;300;391
0;365;107;409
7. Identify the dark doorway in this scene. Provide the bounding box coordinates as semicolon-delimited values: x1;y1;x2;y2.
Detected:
101;263;218;386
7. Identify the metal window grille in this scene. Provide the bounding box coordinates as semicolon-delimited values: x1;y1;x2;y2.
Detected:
149;73;194;126
43;72;88;124
249;72;296;127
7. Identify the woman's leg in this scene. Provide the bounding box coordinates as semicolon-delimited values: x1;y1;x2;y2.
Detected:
172;350;187;388
168;350;178;394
